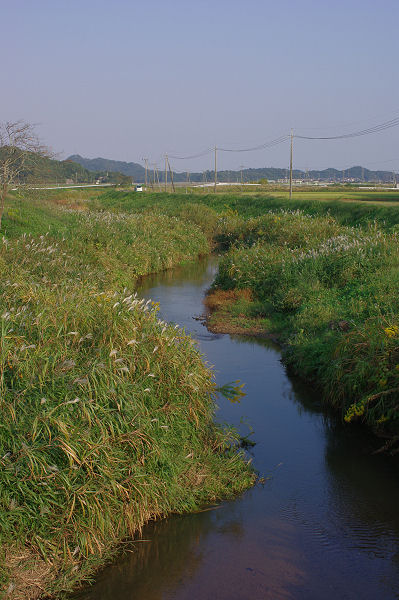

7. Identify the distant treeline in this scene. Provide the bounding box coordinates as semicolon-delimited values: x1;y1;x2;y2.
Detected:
68;154;398;184
0;148;132;185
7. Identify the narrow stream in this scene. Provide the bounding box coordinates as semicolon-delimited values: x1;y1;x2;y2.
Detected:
74;257;399;600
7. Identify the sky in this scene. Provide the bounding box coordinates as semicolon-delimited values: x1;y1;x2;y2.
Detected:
2;0;399;173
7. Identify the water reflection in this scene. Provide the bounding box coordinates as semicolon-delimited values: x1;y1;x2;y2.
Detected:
73;257;399;600
73;513;213;600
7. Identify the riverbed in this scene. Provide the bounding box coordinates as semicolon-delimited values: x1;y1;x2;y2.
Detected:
73;257;399;600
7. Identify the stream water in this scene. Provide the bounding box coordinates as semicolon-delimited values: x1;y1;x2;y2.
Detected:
74;257;399;600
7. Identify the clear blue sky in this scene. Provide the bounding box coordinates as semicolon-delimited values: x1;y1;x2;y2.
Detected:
2;0;399;173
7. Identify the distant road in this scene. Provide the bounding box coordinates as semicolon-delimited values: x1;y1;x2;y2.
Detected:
11;183;116;191
191;182;261;188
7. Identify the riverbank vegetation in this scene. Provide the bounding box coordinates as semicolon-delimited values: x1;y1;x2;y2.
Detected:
95;188;399;445
207;209;399;449
0;194;255;599
4;185;399;597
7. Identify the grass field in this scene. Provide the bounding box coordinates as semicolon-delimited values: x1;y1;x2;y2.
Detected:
88;188;399;228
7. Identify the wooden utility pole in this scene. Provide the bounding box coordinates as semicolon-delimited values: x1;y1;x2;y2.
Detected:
240;165;244;188
155;166;161;190
167;157;175;192
143;158;148;189
186;171;190;193
214;146;217;193
150;163;156;190
164;155;168;192
289;130;293;199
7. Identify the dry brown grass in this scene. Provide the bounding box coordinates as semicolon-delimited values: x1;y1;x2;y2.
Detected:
4;549;54;600
204;288;253;311
204;289;275;337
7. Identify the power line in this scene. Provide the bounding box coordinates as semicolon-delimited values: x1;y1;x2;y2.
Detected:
294;106;399;132
163;114;399;167
295;116;399;140
219;134;289;153
148;112;399;185
168;148;212;160
167;135;289;161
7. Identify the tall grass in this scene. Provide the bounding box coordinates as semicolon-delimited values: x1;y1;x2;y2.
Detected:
91;190;399;230
0;197;254;598
212;210;399;444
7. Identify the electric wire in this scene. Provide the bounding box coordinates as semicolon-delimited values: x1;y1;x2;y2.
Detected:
294;107;399;132
168;148;213;160
219;134;289;153
161;113;399;168
295;116;399;140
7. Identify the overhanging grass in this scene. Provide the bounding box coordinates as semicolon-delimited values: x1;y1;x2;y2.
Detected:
0;196;254;598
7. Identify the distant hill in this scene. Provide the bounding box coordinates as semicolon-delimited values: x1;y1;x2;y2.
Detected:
68;155;398;184
68;155;145;181
0;150;132;185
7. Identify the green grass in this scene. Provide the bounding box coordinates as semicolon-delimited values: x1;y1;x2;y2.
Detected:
0;194;254;599
89;188;399;231
93;189;399;442
211;209;399;444
5;185;399;596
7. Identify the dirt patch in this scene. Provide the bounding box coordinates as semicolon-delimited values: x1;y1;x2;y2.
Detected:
4;547;55;600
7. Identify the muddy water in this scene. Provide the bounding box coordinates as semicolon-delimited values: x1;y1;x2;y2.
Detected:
74;257;399;600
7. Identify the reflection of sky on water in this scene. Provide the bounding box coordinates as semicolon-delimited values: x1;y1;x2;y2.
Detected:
73;257;399;600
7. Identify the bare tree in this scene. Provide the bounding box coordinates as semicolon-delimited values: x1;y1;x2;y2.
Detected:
0;121;50;228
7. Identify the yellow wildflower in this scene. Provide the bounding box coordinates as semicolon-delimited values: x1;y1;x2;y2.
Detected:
384;325;399;338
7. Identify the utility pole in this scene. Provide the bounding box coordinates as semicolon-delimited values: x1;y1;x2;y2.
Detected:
239;165;244;189
166;157;175;192
214;146;217;193
150;163;156;190
143;158;149;190
289;129;293;199
164;155;168;192
186;171;190;194
154;165;161;191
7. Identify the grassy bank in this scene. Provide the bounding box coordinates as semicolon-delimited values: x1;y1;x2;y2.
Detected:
56;189;399;447
207;208;399;448
91;189;399;230
0;195;255;599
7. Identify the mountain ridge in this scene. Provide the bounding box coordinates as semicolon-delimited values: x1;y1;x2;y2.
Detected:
68;154;398;184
